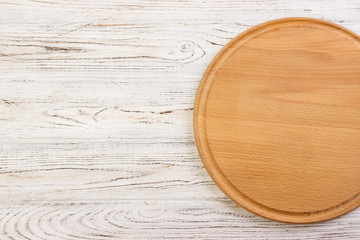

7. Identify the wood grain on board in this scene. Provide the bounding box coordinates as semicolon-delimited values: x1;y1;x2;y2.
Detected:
1;0;360;238
194;18;360;223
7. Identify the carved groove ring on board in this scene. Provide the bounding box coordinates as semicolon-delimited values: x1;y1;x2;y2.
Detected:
194;18;360;223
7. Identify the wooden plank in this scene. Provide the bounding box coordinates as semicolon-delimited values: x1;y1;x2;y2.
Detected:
0;80;195;139
1;0;360;80
0;140;227;201
0;201;359;240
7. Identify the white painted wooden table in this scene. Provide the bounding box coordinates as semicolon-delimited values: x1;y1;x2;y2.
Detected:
1;0;360;239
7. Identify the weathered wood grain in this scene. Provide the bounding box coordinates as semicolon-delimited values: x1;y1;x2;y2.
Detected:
0;201;359;240
0;140;226;202
0;80;195;139
1;0;360;238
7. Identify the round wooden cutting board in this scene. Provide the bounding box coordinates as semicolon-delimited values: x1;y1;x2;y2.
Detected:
193;18;360;223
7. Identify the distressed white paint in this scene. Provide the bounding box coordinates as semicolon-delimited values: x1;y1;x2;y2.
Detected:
0;0;360;239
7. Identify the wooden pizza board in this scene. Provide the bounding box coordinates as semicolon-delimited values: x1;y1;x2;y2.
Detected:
194;18;360;223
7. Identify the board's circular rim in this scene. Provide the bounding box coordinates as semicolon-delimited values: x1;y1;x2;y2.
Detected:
193;17;360;223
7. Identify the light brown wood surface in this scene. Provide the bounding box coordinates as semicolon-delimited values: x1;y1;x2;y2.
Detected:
194;18;360;223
